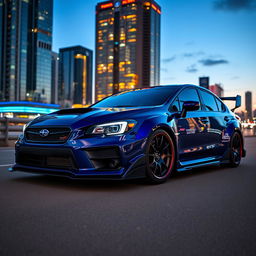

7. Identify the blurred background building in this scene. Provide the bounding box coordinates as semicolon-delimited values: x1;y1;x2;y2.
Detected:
0;0;53;103
209;83;223;97
199;77;209;89
51;51;59;104
245;91;252;121
199;77;224;97
95;0;161;102
58;46;93;108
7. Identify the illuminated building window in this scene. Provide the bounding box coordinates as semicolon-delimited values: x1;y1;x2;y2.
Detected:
127;38;136;43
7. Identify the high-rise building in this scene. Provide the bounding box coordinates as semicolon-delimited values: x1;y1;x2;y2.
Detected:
59;46;93;108
245;91;252;121
95;0;161;102
0;0;3;100
199;77;209;89
51;52;59;104
209;83;223;97
0;0;53;103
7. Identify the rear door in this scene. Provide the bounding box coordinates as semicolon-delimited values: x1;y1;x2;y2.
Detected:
198;89;228;157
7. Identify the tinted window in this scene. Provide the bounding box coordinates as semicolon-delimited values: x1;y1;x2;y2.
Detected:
170;97;180;112
179;88;201;110
92;87;179;107
216;98;226;112
200;90;219;111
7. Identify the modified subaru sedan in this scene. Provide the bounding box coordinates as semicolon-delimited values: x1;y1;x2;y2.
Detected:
12;85;246;183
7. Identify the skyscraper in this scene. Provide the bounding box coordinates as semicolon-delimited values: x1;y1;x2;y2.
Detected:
59;46;93;108
199;77;209;89
0;0;53;103
51;51;59;104
245;91;252;121
95;0;161;102
0;0;3;100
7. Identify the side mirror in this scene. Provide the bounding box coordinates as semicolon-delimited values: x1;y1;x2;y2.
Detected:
181;101;200;117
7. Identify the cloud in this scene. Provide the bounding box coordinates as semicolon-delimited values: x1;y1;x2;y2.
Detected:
162;56;176;63
183;51;205;58
186;65;198;73
214;0;256;11
199;58;229;66
231;76;240;80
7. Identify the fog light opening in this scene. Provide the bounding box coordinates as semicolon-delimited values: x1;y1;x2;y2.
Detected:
109;159;120;169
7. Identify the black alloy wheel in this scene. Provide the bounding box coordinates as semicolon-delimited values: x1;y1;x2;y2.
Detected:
145;129;176;184
229;132;243;167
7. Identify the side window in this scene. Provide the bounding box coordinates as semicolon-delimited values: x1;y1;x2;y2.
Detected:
200;90;219;111
216;98;226;112
170;97;180;112
179;88;201;110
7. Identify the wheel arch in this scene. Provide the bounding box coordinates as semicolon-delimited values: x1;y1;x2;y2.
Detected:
233;127;246;157
151;124;178;161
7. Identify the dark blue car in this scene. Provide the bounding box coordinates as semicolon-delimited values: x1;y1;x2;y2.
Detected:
12;85;246;184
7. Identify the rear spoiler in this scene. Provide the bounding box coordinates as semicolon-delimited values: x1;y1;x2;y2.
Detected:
220;95;241;112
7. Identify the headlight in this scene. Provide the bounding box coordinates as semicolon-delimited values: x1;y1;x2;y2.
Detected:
86;121;136;136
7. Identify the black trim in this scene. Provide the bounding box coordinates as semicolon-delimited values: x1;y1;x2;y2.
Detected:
84;146;122;170
16;146;77;170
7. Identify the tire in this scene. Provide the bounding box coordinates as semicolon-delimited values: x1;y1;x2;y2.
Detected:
145;129;176;184
228;132;243;167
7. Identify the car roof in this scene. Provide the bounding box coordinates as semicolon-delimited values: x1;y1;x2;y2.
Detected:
137;84;198;91
158;84;197;87
157;84;198;89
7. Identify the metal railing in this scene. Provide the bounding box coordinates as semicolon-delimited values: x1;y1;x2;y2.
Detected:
0;117;32;146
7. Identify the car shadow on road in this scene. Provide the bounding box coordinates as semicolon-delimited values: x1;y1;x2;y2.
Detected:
10;163;235;191
11;174;148;191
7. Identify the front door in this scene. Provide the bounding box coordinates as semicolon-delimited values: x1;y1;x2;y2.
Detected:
170;88;210;162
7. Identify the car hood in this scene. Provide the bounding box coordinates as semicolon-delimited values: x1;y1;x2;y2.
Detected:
29;106;162;129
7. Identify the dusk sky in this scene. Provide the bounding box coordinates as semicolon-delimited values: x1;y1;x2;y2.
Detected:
53;0;256;109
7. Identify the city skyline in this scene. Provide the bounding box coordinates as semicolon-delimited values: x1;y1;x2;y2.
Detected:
53;0;256;109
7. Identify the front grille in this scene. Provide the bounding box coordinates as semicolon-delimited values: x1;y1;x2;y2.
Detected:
84;147;121;170
25;127;71;144
16;147;76;170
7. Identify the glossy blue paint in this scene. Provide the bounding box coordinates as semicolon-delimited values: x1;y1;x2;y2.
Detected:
12;85;245;180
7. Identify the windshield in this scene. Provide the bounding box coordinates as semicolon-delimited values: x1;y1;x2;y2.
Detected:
92;87;179;108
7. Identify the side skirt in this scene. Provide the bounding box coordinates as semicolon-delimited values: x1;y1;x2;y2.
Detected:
177;157;221;172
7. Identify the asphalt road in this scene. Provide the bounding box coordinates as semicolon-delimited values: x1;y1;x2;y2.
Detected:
0;138;255;256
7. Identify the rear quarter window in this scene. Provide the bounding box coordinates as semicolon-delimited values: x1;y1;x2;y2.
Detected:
216;98;226;112
199;90;219;112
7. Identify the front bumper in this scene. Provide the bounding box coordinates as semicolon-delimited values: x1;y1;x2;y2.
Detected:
12;135;147;180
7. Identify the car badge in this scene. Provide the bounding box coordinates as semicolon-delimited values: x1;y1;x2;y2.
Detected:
39;129;49;137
